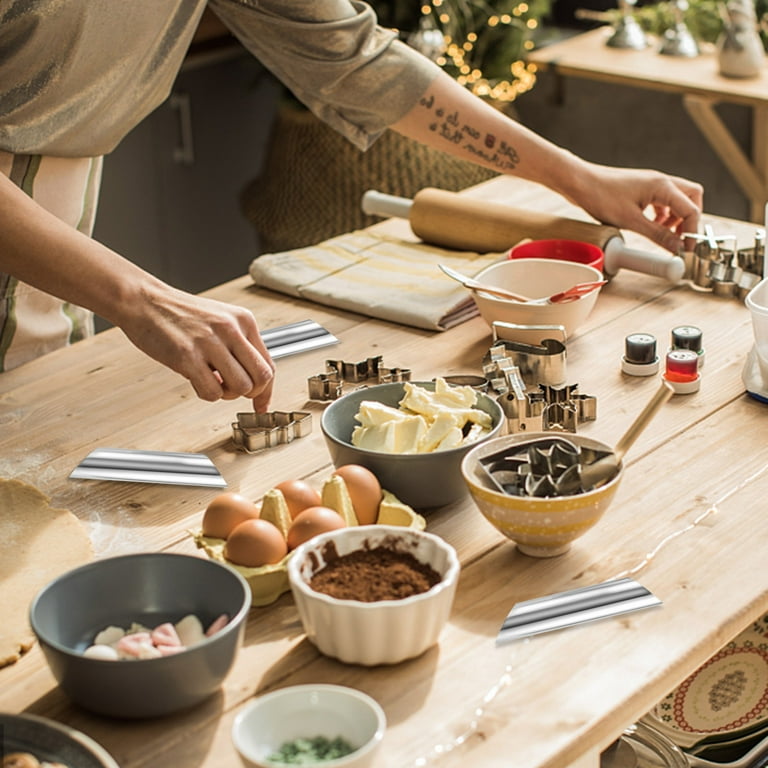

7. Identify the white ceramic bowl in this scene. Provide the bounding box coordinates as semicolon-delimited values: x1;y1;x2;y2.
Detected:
232;684;386;768
287;525;460;665
471;258;603;339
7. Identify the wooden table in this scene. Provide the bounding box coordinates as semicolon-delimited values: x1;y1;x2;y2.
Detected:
2;175;768;768
527;26;768;223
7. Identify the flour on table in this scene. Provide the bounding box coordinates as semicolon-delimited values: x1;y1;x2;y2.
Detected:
0;478;92;668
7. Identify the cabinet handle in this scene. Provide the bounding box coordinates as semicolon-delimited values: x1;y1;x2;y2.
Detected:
170;92;195;165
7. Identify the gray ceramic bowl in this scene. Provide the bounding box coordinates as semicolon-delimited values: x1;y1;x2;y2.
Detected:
0;713;120;768
320;381;504;509
30;552;251;718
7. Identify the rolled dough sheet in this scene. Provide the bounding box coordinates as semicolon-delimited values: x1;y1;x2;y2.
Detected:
0;478;93;668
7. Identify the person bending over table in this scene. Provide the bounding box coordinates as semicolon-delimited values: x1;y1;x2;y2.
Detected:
0;0;704;412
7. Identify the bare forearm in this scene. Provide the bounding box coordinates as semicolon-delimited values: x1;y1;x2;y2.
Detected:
391;70;703;252
0;172;275;408
391;71;584;197
0;172;156;327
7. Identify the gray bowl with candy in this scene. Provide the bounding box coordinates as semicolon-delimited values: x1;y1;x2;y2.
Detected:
30;552;251;718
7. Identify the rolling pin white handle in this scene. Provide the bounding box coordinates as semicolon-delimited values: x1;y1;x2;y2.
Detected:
603;237;685;283
362;190;413;220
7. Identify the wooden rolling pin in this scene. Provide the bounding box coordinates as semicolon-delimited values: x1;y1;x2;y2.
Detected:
362;187;685;282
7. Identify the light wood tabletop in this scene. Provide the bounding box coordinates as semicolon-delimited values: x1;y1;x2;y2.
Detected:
2;175;767;768
527;25;768;223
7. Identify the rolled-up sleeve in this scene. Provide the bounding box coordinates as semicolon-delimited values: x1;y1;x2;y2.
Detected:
209;0;441;150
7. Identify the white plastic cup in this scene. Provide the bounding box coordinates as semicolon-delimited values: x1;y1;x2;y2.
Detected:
745;277;768;382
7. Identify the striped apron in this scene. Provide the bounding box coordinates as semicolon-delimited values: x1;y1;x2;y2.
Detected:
0;152;102;371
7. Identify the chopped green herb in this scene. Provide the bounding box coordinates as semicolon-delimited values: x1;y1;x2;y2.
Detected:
268;735;356;764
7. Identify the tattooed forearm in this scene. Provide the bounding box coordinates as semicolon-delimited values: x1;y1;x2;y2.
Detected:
418;93;520;171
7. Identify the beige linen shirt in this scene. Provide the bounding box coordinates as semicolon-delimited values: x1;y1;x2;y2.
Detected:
0;0;440;370
0;0;439;157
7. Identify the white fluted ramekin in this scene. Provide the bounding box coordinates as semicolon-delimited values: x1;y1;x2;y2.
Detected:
287;525;459;666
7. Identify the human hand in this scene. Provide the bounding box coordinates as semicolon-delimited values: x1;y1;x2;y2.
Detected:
118;285;275;411
565;162;703;253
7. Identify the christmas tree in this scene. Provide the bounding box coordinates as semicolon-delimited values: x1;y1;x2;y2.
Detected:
372;0;552;103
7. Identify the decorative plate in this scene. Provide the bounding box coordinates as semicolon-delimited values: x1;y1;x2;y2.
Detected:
644;616;768;749
0;712;119;768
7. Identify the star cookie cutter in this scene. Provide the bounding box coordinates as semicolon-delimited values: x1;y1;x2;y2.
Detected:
308;355;411;401
232;411;312;453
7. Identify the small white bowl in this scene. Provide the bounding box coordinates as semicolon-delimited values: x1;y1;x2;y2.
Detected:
232;684;386;768
287;525;460;665
471;258;603;339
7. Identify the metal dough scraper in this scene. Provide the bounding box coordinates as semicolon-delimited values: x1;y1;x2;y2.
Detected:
496;577;661;644
69;448;227;488
262;319;338;359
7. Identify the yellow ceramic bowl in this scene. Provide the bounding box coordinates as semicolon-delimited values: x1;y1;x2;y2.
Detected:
460;433;623;558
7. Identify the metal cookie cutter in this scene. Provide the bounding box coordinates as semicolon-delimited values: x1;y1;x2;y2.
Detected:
479;435;611;498
684;227;736;288
308;356;411;401
494;378;597;434
736;229;765;299
232;411;312;453
530;384;598;433
483;338;567;389
683;225;767;299
482;339;596;433
492;320;567;347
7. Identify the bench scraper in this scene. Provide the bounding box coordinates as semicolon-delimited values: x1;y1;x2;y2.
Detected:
69;448;227;488
496;577;661;644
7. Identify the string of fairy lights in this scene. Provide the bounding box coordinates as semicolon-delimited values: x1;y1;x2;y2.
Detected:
418;0;540;103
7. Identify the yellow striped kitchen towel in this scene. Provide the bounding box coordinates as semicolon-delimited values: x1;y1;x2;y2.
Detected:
248;231;506;331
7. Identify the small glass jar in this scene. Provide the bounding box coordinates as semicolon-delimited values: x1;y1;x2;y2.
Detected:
601;721;689;768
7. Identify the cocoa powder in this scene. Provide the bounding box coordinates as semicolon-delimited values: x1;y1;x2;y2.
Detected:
309;546;441;602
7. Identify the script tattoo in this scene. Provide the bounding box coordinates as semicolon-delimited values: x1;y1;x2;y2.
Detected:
419;94;519;171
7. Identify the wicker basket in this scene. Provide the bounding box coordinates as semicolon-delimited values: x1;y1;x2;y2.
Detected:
242;103;497;253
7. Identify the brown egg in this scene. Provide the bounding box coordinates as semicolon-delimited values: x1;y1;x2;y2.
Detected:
333;465;382;525
273;479;322;520
286;506;346;550
202;492;260;539
224;519;288;567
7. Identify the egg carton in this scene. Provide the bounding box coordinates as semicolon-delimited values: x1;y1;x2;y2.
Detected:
307;355;411;401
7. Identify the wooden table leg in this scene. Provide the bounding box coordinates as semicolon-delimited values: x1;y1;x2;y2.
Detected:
754;104;768;225
683;94;768;223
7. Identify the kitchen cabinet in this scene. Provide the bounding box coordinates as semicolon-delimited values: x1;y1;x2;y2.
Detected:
92;47;281;321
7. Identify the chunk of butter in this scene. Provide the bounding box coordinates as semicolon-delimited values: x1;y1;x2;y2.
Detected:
352;413;427;453
350;378;492;455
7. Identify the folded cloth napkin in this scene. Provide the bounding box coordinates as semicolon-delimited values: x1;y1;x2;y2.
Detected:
248;230;506;331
